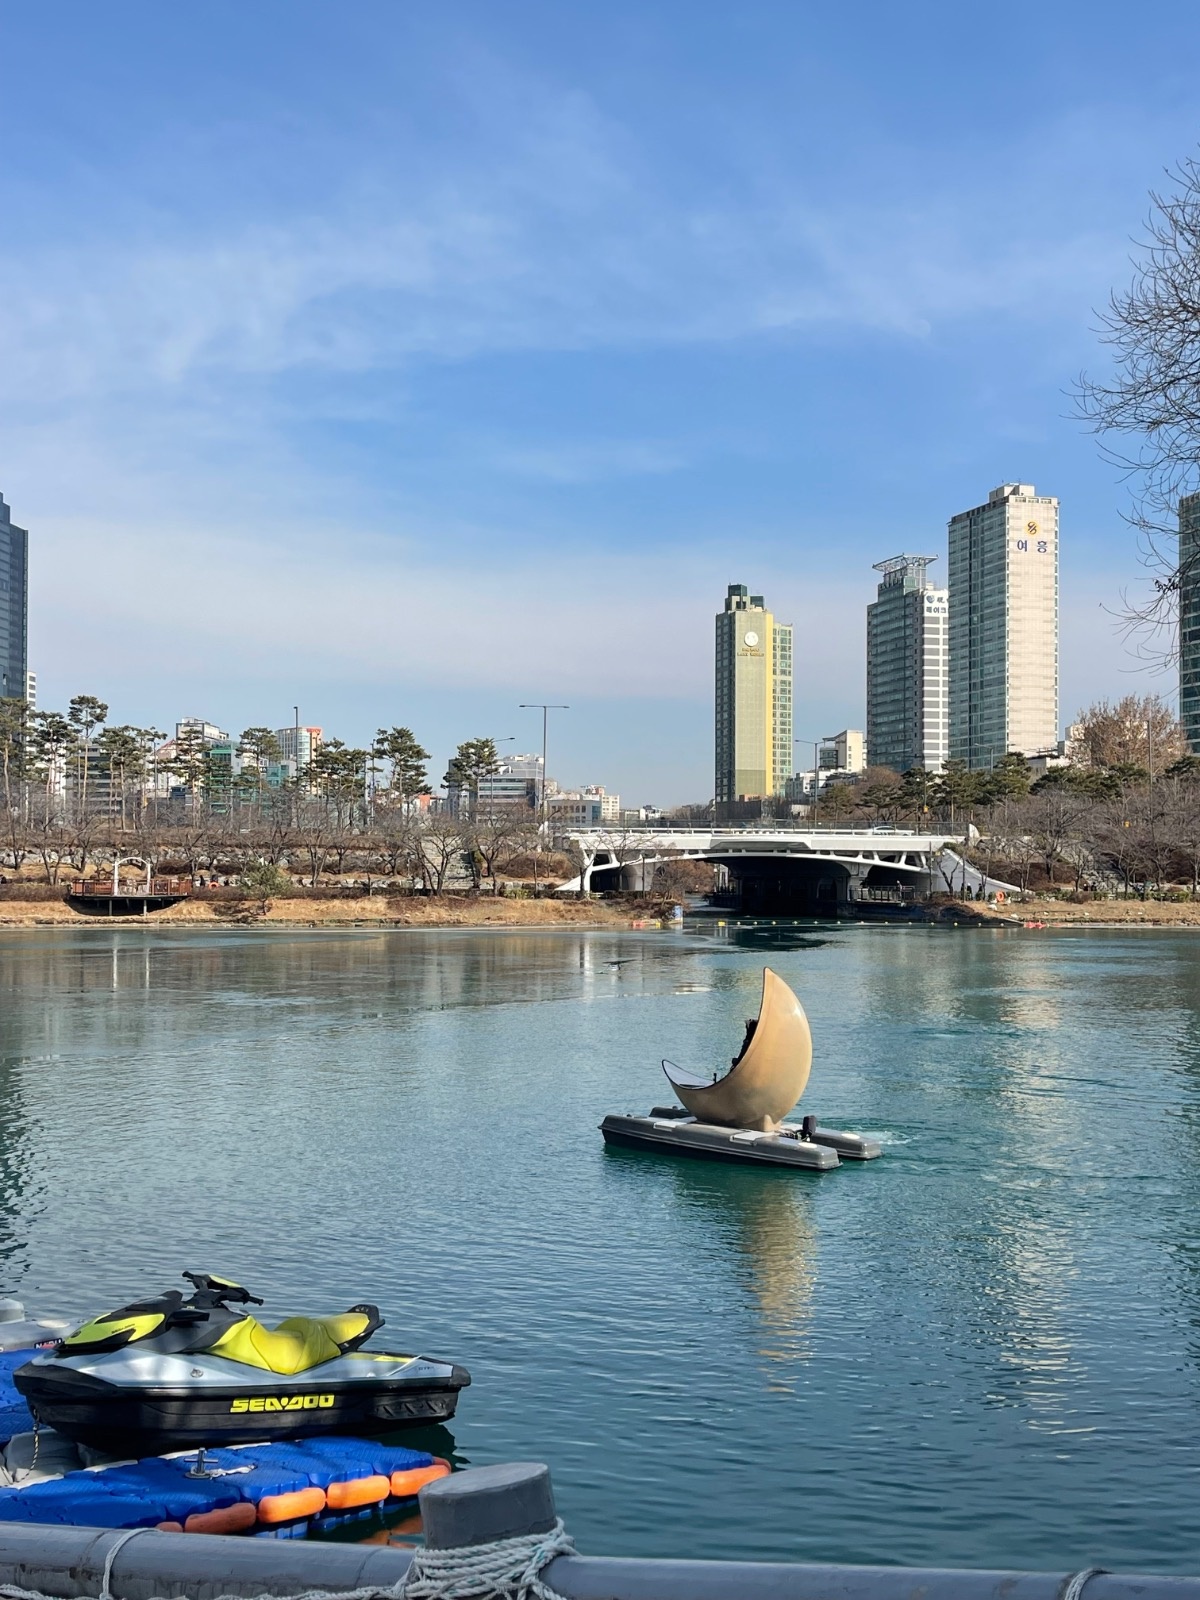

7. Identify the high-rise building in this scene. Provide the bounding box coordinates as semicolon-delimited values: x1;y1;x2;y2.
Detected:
866;555;948;775
948;483;1059;770
0;493;29;704
714;583;793;808
1180;492;1200;752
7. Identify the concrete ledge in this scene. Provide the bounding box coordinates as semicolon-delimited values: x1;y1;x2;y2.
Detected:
543;1557;1200;1599
0;1524;416;1600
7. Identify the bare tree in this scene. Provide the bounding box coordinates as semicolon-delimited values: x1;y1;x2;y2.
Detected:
294;801;335;886
1077;158;1200;652
1021;789;1087;890
413;814;464;896
28;803;70;885
1071;694;1186;772
465;807;534;895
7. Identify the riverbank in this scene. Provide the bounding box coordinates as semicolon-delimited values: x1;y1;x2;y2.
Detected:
961;896;1200;927
0;895;635;929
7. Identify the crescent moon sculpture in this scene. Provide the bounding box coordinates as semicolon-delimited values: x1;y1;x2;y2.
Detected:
662;968;812;1132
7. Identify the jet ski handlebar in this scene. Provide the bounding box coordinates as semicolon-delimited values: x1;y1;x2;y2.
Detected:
181;1272;264;1307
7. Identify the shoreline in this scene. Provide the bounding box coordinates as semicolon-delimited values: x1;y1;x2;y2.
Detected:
947;896;1200;929
0;896;638;930
3;895;1199;931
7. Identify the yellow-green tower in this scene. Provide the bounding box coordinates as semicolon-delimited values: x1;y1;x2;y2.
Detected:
715;584;792;810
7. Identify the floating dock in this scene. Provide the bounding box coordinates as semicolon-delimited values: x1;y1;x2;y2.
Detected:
601;1112;880;1169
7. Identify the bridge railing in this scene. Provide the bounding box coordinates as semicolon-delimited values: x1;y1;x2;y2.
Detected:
70;879;190;898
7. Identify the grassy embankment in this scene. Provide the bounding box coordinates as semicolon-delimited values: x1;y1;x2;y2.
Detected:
0;893;635;929
932;895;1200;927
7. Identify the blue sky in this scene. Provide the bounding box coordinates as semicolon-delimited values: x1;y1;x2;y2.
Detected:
1;1;1198;803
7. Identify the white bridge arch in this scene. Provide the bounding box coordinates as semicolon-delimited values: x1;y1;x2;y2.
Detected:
559;826;1017;912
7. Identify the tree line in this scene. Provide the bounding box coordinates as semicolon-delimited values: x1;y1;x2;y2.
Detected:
0;693;552;893
0;693;524;829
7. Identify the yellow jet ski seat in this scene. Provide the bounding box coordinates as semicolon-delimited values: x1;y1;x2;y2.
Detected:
207;1308;381;1375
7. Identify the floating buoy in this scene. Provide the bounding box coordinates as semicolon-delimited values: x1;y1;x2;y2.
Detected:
325;1474;391;1511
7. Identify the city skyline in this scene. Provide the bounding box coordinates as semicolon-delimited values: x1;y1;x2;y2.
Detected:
3;7;1199;803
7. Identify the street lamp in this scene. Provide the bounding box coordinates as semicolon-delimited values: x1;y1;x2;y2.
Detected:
477;737;516;818
795;735;838;826
519;704;569;832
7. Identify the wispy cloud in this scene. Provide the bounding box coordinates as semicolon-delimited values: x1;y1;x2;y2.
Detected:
1;26;1186;789
0;84;1145;415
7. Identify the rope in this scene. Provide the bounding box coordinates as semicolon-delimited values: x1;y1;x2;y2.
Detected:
1060;1570;1108;1600
100;1529;154;1600
0;1520;573;1600
0;1578;411;1600
0;1584;409;1600
401;1519;575;1600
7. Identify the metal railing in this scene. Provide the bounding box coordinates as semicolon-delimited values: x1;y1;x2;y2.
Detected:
69;879;189;898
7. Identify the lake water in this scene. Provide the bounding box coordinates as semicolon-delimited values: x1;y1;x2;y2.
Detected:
1;920;1199;1573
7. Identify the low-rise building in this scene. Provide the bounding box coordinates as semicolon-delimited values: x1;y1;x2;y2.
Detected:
825;730;865;775
275;725;323;771
547;785;621;828
476;754;542;811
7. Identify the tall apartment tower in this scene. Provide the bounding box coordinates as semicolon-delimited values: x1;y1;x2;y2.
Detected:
866;555;948;774
948;482;1059;770
0;492;28;703
1180;492;1200;752
715;584;793;806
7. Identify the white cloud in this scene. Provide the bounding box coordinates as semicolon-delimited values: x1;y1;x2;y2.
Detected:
0;90;1148;416
1;48;1183;788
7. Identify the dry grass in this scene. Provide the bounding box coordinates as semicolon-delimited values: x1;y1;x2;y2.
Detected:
971;896;1200;927
0;894;633;929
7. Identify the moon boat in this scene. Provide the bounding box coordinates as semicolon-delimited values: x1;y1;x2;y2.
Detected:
600;967;881;1170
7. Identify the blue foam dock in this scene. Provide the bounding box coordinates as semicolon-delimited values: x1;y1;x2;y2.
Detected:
0;1438;442;1533
0;1350;36;1445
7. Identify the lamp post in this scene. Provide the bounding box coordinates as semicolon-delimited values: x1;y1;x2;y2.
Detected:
795;735;837;826
478;737;516;818
519;705;569;833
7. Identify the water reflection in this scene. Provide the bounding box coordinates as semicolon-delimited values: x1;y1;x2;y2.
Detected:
690;919;834;955
605;1147;817;1375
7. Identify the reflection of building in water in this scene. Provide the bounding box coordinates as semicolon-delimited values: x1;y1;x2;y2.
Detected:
820;931;1091;1423
666;1163;816;1374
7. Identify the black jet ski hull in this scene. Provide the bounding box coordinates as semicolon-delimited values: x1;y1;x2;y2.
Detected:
15;1362;471;1454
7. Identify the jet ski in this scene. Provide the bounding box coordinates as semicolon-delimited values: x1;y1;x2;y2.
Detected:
14;1272;470;1455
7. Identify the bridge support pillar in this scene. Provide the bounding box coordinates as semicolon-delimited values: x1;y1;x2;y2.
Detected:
579;851;597;893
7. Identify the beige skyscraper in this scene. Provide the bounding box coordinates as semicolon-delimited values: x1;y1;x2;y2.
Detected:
948;483;1059;770
866;554;948;775
715;584;793;808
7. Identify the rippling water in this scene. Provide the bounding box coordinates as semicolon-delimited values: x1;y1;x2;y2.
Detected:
2;921;1200;1571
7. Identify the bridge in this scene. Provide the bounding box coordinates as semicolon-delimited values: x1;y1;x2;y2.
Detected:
558;826;1016;914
